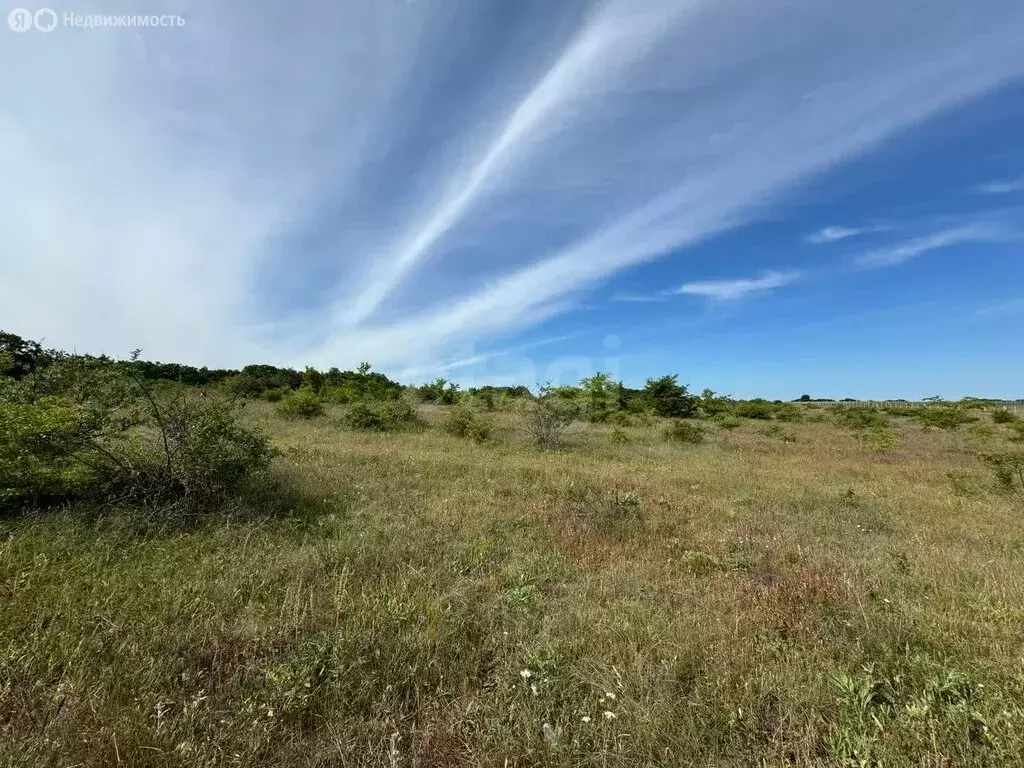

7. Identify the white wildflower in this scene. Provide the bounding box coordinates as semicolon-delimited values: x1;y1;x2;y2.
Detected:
580;716;592;723
603;710;617;720
520;669;533;679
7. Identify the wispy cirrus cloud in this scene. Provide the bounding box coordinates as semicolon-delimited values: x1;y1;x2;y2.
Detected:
854;225;1001;269
972;177;1024;195
806;226;866;244
3;0;1024;373
677;270;801;301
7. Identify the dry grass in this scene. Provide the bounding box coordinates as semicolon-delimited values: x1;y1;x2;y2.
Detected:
2;404;1023;766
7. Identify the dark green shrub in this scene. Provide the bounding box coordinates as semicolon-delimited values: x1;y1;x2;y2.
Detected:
642;375;699;418
664;419;706;444
442;406;492;442
277;388;324;419
1;389;273;513
772;403;803;422
345;399;420;432
106;393;274;512
0;396;96;503
263;386;290;403
833;406;889;430
699;389;733;417
917;406;975;430
713;414;742;430
991;408;1018;424
733;399;774;420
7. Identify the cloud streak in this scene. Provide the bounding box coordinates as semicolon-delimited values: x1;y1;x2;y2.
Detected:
854;225;1000;269
678;271;801;301
973;177;1024;195
3;0;1024;372
806;226;866;244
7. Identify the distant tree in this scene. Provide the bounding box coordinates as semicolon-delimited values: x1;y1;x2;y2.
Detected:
580;372;616;422
642;375;698;418
700;388;733;416
358;362;372;375
301;366;325;394
797;393;811;402
0;331;42;380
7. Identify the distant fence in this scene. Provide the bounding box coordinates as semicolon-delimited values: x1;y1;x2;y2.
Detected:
813;400;1024;415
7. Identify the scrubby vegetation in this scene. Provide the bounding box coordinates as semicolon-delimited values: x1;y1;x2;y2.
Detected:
3;329;1024;766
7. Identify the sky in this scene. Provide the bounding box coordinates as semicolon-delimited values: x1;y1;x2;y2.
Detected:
2;0;1023;399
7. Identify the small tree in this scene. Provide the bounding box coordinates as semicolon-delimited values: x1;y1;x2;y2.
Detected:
642;375;698;418
522;387;579;449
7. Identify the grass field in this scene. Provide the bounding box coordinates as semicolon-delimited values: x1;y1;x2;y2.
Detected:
3;403;1023;766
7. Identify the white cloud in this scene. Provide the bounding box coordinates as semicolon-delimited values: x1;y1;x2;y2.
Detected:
2;0;1024;372
973;177;1024;195
854;225;999;268
677;271;800;301
806;226;865;244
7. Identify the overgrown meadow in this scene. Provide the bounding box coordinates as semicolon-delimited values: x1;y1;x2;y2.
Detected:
2;331;1024;767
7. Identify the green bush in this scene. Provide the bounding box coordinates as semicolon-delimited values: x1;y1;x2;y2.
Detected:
772;403;803;422
858;426;899;454
759;424;797;443
522;394;578;449
345;399;420;432
980;452;1024;501
991;408;1018;424
0;396;96;503
833;406;889;430
107;393;275;512
442;406;492;443
664;419;706;444
1009;422;1024;443
277;388;324;419
263;386;291;403
713;415;743;430
732;400;775;420
609;427;630;444
1;389;273;513
917;406;976;430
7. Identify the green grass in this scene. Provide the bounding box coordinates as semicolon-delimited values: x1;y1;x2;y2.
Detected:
3;403;1024;766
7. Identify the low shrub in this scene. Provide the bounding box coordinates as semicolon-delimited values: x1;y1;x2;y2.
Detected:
991;408;1018;424
277;387;324;419
1;389;274;513
759;424;797;443
833;406;889;430
917;406;976;430
442;406;492;443
732;400;775;420
772;403;803;422
345;399;420;432
664;419;706;444
522;396;579;449
713;414;743;430
263;386;291;403
980;452;1024;501
858;426;899;454
1009;422;1024;443
608;427;630;444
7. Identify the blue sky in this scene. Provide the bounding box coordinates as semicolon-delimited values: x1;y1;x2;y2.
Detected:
2;0;1023;399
